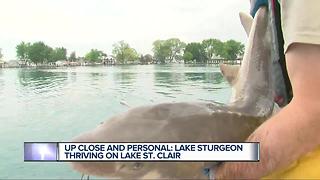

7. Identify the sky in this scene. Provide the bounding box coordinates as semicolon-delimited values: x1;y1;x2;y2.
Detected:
0;0;249;60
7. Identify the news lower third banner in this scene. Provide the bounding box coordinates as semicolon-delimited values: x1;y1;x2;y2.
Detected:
24;142;259;162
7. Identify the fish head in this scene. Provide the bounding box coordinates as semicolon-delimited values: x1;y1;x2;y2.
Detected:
69;103;219;179
71;129;156;178
70;105;178;179
71;161;153;179
71;129;204;179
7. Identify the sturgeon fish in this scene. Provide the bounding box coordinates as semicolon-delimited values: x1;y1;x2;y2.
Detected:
70;7;273;179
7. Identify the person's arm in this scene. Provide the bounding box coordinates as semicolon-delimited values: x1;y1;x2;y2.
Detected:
214;43;320;179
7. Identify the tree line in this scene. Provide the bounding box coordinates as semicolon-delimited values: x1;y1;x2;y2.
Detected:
16;42;67;65
153;38;244;64
15;41;140;65
14;38;244;65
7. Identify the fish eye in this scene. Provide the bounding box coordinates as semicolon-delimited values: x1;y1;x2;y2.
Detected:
132;162;143;170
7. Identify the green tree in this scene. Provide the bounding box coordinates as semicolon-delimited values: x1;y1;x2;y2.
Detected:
144;54;153;64
152;40;170;64
183;51;193;63
45;47;54;63
16;42;31;61
140;54;153;64
166;38;186;62
184;42;207;63
69;51;77;61
222;40;245;60
27;41;52;65
85;49;104;63
49;47;67;62
152;38;186;63
112;41;139;64
202;39;224;60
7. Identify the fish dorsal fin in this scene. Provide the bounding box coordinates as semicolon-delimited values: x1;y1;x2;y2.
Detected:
219;64;240;86
239;12;253;37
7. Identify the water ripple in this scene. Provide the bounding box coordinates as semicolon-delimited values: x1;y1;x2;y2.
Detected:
0;64;230;179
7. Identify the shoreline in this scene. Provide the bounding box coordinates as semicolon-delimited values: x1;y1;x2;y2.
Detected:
0;60;241;69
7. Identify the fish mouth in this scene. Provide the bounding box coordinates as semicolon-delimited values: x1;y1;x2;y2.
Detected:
70;132;119;177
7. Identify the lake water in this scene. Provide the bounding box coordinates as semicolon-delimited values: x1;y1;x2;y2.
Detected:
0;64;231;179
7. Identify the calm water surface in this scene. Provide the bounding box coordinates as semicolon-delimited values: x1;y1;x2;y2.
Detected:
0;64;231;179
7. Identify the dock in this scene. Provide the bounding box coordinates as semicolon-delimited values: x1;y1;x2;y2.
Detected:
185;58;242;65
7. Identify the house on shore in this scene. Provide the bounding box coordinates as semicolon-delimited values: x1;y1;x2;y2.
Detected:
102;55;116;65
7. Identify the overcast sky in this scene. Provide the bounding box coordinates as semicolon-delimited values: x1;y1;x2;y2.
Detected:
0;0;249;60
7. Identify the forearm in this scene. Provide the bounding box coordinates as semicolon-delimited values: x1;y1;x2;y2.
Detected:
214;43;320;179
215;98;320;179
